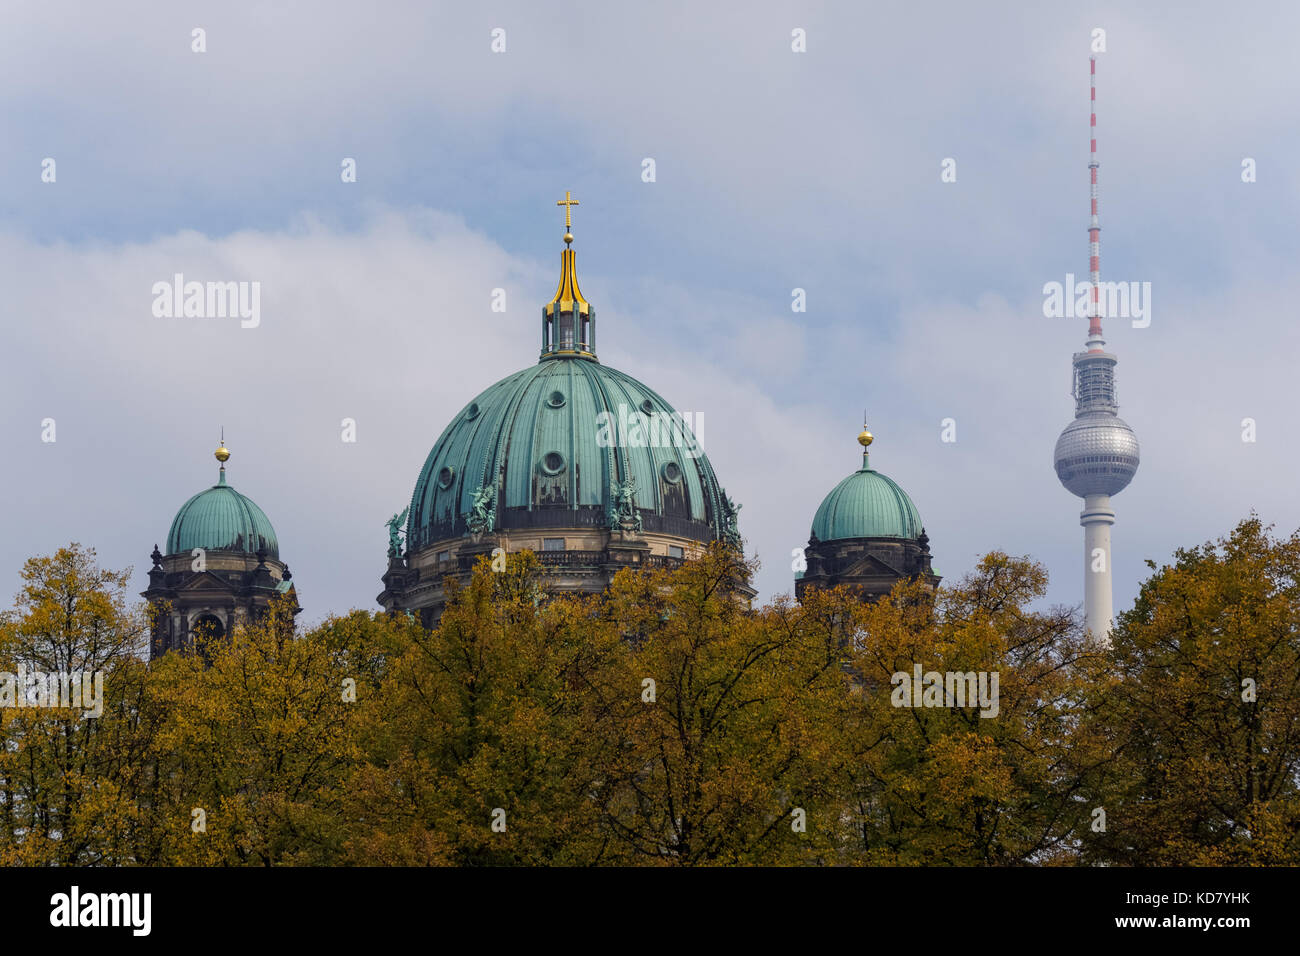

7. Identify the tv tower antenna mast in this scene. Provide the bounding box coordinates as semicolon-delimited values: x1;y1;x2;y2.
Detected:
1053;56;1140;646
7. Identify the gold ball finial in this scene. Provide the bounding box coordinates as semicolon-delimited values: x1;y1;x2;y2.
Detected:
215;441;230;463
858;427;873;448
563;232;573;245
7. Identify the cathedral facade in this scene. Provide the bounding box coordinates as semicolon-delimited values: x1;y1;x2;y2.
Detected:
144;198;939;649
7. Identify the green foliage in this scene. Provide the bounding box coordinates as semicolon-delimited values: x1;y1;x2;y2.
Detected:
1;523;1297;866
1087;517;1300;864
837;553;1108;865
0;544;145;865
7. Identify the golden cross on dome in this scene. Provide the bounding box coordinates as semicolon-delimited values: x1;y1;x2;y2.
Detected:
556;190;579;244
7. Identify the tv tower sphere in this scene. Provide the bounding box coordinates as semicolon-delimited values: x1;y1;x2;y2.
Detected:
1054;409;1140;498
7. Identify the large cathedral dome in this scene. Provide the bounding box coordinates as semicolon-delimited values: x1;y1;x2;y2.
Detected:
380;197;743;621
407;359;727;551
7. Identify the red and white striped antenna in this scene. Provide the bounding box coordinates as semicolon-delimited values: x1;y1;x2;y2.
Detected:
1087;56;1104;348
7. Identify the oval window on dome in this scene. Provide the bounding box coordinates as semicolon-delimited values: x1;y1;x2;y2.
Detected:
437;466;455;489
465;402;480;420
540;452;566;475
547;390;566;408
640;398;655;415
661;461;682;483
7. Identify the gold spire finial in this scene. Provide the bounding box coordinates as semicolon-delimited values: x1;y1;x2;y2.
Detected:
215;428;230;464
556;190;579;245
545;192;589;321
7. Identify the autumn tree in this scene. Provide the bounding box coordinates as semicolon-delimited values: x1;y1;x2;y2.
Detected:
0;544;149;864
591;544;860;865
342;551;630;865
147;595;381;865
835;553;1108;865
1087;517;1300;865
8;522;1299;868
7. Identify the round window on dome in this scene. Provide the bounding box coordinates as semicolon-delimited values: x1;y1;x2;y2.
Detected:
540;452;566;475
640;398;655;415
661;461;682;483
465;402;480;420
437;466;455;489
547;390;566;408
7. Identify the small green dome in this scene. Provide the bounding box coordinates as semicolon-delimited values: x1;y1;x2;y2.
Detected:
166;469;279;558
810;454;923;542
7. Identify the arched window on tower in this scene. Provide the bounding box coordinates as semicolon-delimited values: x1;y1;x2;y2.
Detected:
559;313;574;350
192;613;225;646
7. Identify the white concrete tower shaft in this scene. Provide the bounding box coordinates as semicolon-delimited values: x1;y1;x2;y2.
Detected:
1081;494;1115;645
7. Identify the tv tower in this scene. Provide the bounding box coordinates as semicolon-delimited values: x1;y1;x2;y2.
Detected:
1053;57;1140;645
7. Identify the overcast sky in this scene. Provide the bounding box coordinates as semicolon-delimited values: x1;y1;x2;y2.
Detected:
3;0;1298;625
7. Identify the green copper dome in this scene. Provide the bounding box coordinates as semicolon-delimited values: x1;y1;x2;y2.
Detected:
166;467;280;558
405;214;740;553
810;451;923;543
407;358;734;549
